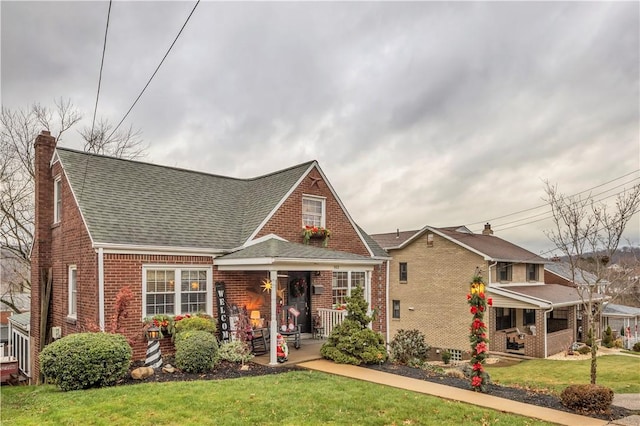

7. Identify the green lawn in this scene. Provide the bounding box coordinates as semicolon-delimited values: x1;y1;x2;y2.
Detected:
1;370;552;426
486;354;640;394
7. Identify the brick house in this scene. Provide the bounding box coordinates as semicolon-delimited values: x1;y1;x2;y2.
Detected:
371;224;587;359
30;131;388;381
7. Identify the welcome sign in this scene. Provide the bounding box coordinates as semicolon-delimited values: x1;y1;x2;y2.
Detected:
215;281;231;342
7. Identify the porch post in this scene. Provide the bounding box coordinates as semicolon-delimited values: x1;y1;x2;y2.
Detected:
269;270;278;365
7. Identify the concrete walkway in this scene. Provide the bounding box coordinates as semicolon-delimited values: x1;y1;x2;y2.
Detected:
299;359;630;426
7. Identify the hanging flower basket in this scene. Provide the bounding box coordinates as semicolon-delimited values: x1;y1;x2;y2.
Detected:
302;226;331;247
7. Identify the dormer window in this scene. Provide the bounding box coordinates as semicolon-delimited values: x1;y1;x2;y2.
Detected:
302;196;325;227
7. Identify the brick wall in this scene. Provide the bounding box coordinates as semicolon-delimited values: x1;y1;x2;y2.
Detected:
387;231;487;354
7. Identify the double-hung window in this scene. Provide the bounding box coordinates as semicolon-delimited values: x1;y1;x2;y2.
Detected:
143;267;212;317
497;262;512;282
392;300;401;319
399;262;408;282
68;265;77;318
526;264;538;281
332;271;367;308
54;177;62;223
302;196;325;227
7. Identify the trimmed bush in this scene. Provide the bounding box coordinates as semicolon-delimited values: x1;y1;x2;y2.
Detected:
174;316;217;335
602;326;613;348
40;332;131;391
321;286;387;365
577;345;592;355
441;350;451;365
389;329;430;365
633;342;640;352
560;384;613;413
175;330;218;373
218;340;254;363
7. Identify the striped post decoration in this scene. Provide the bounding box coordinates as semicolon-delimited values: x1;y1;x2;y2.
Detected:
145;340;162;369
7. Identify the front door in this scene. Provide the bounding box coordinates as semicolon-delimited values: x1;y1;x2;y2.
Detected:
287;272;310;333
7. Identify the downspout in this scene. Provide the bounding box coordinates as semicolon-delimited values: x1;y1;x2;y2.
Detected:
98;247;105;331
543;306;553;358
385;260;390;346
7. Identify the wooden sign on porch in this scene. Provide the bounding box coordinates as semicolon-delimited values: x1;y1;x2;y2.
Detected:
215;281;231;343
288;307;300;317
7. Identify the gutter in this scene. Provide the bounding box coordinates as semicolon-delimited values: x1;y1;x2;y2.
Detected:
544;306;553;358
98;247;105;331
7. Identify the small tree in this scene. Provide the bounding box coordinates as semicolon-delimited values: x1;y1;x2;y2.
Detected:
320;286;387;365
545;181;640;384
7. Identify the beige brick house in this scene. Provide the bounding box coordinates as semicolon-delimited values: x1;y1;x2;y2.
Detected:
372;224;588;359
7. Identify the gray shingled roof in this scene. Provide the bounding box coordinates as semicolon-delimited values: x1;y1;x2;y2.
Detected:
57;148;312;249
217;238;380;262
489;284;606;308
602;303;640;318
545;261;601;286
355;225;389;258
371;226;547;263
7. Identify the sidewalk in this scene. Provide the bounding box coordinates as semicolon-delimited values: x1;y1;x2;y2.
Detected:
299;359;613;426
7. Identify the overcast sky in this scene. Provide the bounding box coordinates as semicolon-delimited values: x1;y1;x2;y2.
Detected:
2;1;639;255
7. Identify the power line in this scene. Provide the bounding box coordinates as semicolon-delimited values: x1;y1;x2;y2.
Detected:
106;0;200;142
466;169;640;227
89;0;112;141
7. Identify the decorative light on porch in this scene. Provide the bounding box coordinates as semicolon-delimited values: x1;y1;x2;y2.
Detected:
261;278;272;292
145;325;161;341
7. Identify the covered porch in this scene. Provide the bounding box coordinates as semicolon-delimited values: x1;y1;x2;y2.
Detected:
488;284;603;358
215;237;382;365
602;303;640;350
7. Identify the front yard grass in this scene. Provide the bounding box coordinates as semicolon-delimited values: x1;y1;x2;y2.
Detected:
486;354;640;394
1;370;553;426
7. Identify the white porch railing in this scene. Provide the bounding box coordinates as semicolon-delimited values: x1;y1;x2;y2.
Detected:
317;308;347;338
9;326;30;378
623;336;639;351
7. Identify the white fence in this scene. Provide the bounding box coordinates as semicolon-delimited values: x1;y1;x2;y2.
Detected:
317;308;347;338
9;325;30;378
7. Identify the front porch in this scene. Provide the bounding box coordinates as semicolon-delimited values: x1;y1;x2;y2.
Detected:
252;336;324;366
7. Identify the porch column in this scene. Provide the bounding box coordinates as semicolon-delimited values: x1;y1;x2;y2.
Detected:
269;270;278;365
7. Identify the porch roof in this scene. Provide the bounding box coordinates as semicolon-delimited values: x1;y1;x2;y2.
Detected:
488;284;606;309
215;238;382;270
602;303;640;318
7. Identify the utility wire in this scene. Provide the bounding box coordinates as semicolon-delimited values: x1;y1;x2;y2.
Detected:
106;0;200;142
466;169;640;227
89;0;112;141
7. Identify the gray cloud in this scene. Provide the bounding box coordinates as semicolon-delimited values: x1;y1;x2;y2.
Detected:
2;1;638;255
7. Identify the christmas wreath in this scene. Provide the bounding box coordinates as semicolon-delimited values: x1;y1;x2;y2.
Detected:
289;278;306;298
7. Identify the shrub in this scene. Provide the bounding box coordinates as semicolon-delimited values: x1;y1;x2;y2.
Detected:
441;350;451;365
175;330;218;373
389;329;430;365
174;316;217;335
613;338;623;349
560;384;613;413
218;340;254;363
40;332;131;391
602;326;613;348
577;345;591;355
633;342;640;352
321;286;387;365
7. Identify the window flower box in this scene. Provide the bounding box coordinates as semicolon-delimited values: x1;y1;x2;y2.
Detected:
302;226;331;247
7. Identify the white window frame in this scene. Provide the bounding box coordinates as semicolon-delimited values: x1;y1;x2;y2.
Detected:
54;177;62;223
331;270;371;309
302;195;326;228
68;265;77;319
142;266;213;318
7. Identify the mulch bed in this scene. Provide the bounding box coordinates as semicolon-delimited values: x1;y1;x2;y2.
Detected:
365;363;632;421
120;358;631;421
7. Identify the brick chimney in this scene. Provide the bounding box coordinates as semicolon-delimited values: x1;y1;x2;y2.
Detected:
482;223;494;236
30;130;56;383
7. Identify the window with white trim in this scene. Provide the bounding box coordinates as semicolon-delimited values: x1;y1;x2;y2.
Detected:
68;265;77;318
392;300;401;319
332;271;366;308
143;267;212;317
54;177;62;223
302;196;325;227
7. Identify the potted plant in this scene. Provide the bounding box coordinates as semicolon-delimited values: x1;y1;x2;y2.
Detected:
302;226;331;247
